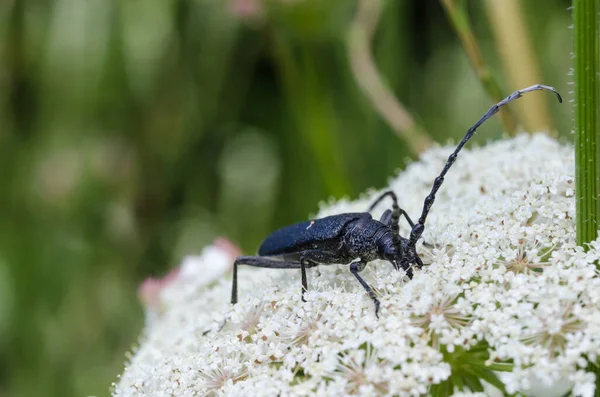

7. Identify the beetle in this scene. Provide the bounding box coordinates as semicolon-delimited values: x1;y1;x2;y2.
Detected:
231;84;562;317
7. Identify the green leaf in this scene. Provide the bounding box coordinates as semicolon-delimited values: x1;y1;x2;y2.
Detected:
465;365;508;394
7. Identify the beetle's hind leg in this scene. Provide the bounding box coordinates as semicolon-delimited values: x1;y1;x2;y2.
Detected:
232;256;307;305
232;251;348;307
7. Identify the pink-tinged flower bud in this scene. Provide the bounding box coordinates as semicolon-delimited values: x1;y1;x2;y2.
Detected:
227;0;264;21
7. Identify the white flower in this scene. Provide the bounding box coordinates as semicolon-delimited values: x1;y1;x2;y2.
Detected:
113;134;600;397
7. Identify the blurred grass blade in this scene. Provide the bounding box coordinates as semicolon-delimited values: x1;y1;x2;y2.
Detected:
440;0;517;135
573;0;600;247
347;0;433;155
484;0;555;134
271;33;351;197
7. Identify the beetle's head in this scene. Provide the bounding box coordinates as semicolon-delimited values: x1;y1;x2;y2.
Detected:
381;244;399;270
378;237;403;271
379;235;417;275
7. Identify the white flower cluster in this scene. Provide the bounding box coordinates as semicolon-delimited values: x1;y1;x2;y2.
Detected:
113;134;600;397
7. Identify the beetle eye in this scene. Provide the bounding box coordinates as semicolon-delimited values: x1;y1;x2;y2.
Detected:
382;245;397;262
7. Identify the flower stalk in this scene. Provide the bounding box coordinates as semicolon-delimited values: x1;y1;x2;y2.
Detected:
573;0;600;248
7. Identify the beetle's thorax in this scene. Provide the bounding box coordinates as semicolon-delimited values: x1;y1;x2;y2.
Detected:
341;219;395;263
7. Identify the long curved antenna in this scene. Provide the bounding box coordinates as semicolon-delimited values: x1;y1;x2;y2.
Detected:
409;84;563;244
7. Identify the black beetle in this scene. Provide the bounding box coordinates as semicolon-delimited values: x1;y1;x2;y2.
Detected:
231;85;562;317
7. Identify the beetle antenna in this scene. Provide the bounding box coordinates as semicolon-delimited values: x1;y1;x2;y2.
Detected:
409;84;563;244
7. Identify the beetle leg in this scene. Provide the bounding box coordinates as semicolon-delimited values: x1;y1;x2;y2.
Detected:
232;256;311;305
415;255;424;270
299;250;349;302
381;208;431;247
379;209;392;225
367;190;395;212
379;208;417;229
368;191;415;226
300;259;308;302
349;260;380;318
367;191;415;257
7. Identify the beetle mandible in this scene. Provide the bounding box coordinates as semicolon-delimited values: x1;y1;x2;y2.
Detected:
231;84;562;317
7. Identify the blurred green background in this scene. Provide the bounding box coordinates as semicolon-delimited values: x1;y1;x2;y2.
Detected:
0;0;573;396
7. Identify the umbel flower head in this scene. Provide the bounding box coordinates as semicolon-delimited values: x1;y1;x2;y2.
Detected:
113;134;600;397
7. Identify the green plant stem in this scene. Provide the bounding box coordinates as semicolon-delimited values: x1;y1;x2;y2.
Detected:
440;0;517;135
347;0;433;155
573;0;600;248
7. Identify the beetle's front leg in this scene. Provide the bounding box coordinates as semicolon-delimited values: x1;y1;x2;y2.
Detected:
349;260;380;318
299;250;348;302
415;255;424;270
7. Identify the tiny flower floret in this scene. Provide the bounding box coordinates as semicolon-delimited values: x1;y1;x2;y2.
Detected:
113;135;600;397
